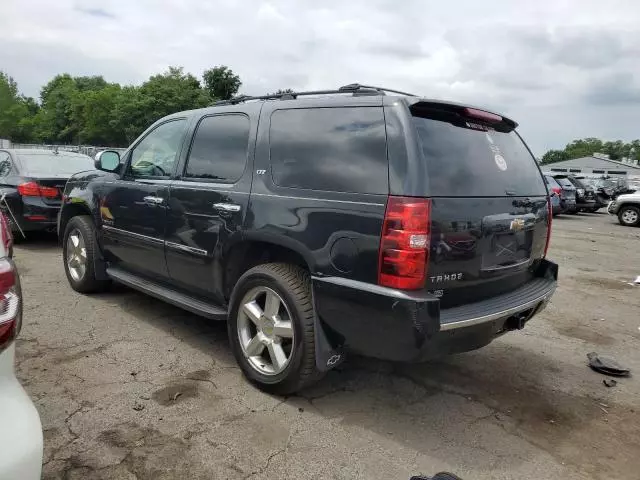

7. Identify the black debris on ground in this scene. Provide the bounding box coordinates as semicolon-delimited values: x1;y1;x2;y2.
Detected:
587;352;631;377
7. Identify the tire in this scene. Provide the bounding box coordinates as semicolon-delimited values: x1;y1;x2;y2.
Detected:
62;215;110;293
227;263;323;394
618;205;640;227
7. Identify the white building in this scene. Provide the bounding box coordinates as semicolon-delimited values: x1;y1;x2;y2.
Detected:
544;154;640;177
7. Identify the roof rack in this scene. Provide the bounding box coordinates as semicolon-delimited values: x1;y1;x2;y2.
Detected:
211;83;417;106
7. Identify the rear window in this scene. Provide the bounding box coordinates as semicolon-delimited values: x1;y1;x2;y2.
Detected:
545;176;560;188
269;107;388;194
413;116;546;197
555;177;574;188
17;153;94;176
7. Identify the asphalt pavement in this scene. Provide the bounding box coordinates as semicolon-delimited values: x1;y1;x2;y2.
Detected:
14;212;640;480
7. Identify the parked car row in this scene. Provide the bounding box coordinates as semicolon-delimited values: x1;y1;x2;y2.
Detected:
543;173;598;214
543;172;639;227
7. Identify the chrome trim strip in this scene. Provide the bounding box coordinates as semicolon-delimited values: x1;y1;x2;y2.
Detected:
440;285;556;331
213;203;242;212
101;225;164;245
143;195;164;205
165;241;208;256
252;193;385;207
311;275;435;301
481;258;531;272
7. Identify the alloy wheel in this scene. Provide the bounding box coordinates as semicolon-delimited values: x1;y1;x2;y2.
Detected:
66;228;87;281
621;209;639;225
237;286;295;376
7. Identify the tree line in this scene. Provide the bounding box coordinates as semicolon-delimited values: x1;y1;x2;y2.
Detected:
4;71;637;161
541;138;640;164
0;66;242;147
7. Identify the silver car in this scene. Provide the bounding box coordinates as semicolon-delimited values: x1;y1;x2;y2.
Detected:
608;192;640;227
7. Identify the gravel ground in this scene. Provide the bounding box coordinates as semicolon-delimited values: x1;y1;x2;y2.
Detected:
14;212;640;480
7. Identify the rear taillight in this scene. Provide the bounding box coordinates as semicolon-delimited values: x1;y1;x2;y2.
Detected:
17;181;58;198
378;196;431;290
544;198;552;258
0;258;20;353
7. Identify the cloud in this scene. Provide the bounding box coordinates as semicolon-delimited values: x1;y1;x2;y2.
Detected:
584;72;640;105
75;6;116;19
1;0;640;154
0;40;143;99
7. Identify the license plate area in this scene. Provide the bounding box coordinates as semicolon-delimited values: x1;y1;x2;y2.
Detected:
482;231;532;271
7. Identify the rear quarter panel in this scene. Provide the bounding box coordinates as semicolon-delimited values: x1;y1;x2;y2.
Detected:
247;100;388;283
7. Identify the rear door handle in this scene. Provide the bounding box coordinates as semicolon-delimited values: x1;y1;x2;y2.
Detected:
213;203;241;213
143;196;164;205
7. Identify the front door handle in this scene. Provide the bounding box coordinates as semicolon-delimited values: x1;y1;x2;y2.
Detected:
143;196;164;205
213;203;241;213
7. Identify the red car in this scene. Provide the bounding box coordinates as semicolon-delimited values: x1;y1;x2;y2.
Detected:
0;212;13;258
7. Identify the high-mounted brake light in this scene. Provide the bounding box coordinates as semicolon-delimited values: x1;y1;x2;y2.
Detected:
463;107;502;124
378;196;431;290
17;182;58;198
544;198;552;258
0;258;20;353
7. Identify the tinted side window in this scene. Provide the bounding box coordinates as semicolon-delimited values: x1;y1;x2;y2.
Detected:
185;115;249;182
129;119;186;178
270;107;388;194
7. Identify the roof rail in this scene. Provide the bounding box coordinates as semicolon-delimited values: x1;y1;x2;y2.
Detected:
211;83;417;106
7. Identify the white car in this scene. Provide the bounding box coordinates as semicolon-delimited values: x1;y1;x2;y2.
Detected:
0;213;43;479
607;192;640;227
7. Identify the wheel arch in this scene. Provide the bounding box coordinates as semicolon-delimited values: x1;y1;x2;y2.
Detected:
58;201;93;240
222;235;314;301
617;202;640;211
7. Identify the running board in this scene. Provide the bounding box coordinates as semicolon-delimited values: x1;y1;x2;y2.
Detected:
106;267;227;321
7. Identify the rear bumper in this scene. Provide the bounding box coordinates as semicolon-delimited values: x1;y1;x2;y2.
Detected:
575;199;596;209
0;345;43;480
14;197;60;232
312;259;558;362
560;198;576;211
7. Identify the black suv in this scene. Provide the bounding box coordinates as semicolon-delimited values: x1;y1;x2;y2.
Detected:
58;84;558;394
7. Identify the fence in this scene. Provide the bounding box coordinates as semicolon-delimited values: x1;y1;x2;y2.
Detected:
8;143;127;159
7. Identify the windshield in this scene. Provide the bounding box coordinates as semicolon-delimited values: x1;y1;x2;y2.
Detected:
17;153;94;176
413;115;546;197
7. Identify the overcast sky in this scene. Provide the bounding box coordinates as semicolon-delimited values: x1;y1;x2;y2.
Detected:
2;0;639;155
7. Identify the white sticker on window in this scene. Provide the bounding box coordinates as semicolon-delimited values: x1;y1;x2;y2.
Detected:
494;154;507;171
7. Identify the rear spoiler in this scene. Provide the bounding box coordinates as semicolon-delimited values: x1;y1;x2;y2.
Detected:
407;99;518;132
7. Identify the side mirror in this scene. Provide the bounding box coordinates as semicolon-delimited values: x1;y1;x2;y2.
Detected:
95;150;121;172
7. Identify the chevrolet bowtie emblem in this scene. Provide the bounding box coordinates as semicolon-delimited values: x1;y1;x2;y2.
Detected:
510;218;525;231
